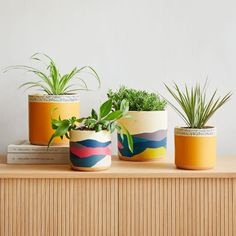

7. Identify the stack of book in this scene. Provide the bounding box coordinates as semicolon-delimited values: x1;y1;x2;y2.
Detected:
7;140;69;164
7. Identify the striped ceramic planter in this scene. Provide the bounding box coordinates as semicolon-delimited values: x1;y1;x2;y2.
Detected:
29;94;80;145
117;111;167;161
175;127;216;170
69;130;112;171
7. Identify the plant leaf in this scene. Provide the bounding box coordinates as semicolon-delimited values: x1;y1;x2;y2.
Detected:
4;53;101;95
91;109;98;120
120;124;133;153
165;82;232;128
100;99;113;118
48;120;70;147
120;99;129;115
105;110;123;121
95;124;103;132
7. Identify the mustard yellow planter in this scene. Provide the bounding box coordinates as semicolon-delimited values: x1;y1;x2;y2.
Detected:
29;95;80;145
118;111;167;161
175;127;216;170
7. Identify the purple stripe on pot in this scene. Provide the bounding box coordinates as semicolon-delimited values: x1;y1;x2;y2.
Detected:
133;130;167;141
70;142;86;149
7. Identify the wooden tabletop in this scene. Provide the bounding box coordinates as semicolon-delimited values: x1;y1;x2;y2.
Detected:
0;156;235;178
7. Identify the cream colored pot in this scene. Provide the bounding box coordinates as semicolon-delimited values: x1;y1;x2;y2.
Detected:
70;130;112;171
118;111;167;161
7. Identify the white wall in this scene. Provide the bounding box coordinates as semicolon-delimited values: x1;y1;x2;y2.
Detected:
0;0;235;156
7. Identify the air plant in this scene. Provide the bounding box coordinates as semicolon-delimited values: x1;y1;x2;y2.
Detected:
164;82;232;128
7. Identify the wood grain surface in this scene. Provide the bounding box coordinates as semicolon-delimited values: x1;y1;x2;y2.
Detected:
0;156;236;178
0;156;235;235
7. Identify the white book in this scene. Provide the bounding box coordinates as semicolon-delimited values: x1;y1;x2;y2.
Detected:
8;140;69;153
7;153;70;164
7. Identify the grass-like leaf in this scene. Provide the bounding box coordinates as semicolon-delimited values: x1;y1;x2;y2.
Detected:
164;82;232;128
4;53;101;95
100;99;113;118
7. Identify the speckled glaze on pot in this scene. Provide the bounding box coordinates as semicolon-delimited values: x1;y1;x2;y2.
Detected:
29;94;80;145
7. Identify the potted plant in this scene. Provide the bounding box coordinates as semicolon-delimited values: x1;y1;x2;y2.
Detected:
48;99;133;171
165;82;232;170
4;53;100;145
107;86;167;161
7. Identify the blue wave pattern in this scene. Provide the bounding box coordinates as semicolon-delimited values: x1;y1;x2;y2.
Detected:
118;133;167;158
78;139;111;147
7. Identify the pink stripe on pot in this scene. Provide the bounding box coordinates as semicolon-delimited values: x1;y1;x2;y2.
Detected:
70;145;112;158
118;141;124;149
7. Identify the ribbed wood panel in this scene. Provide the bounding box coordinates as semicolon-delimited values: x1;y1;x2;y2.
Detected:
119;178;236;236
0;178;118;236
0;178;235;236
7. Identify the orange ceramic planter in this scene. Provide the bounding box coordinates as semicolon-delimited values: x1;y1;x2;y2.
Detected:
29;95;80;145
175;127;216;170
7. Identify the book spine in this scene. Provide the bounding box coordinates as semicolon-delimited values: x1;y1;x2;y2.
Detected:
7;153;70;164
7;146;69;154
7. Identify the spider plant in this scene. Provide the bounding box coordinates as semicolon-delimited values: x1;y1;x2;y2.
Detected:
164;82;232;128
3;53;101;95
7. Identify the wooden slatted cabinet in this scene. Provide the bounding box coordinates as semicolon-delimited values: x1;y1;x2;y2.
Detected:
0;156;236;236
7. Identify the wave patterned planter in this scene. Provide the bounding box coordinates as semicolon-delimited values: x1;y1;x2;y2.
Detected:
69;130;112;171
175;127;216;170
118;111;167;161
29;94;80;145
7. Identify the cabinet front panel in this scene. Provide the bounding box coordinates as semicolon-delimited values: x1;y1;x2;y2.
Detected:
118;178;236;236
0;178;118;236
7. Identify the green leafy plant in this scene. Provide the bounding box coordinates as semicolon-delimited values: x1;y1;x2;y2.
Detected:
164;82;232;128
48;98;133;152
107;86;167;111
3;53;101;95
